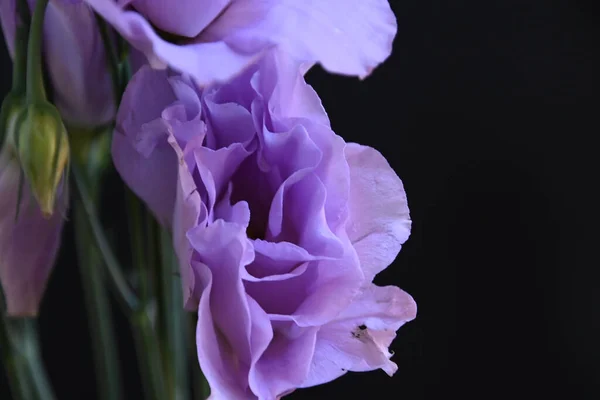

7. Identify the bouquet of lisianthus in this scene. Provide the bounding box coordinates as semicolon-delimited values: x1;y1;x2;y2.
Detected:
0;0;416;399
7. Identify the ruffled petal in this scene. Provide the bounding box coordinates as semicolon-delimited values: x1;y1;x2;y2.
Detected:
250;321;318;399
345;143;411;281
112;66;205;226
301;284;416;387
206;0;397;79
170;133;204;309
246;232;363;328
85;0;396;85
189;219;265;397
82;0;262;85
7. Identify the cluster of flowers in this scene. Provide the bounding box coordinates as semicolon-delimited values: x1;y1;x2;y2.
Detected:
0;1;416;398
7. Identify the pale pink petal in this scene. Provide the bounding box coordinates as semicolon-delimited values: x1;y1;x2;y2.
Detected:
345;143;411;281
301;285;416;387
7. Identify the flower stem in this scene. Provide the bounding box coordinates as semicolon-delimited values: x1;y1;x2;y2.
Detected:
158;229;189;400
0;299;35;400
25;0;48;103
126;189;148;301
72;163;139;312
0;313;56;400
20;319;55;400
125;191;171;400
131;308;168;400
73;163;168;400
73;167;123;400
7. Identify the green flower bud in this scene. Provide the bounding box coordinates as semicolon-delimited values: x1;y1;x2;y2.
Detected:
13;102;70;217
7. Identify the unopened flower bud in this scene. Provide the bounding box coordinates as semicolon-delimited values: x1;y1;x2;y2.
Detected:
13;102;69;217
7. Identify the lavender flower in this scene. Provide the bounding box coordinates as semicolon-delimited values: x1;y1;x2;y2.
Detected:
112;50;415;399
0;147;66;316
84;0;397;85
0;0;114;127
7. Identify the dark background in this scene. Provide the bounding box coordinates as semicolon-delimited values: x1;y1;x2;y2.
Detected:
2;0;599;398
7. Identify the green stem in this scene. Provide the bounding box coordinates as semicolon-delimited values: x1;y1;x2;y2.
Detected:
20;320;55;400
126;190;148;302
1;352;35;400
0;306;35;400
125;191;170;400
74;195;123;400
73;163;171;400
0;316;56;400
132;309;168;400
159;229;189;400
26;0;48;102
72;163;139;312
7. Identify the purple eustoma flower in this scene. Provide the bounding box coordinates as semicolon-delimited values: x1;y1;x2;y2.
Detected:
0;148;66;316
112;50;415;399
0;0;114;127
84;0;397;86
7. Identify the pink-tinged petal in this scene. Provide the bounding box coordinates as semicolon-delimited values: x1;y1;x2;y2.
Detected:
301;285;416;388
206;0;397;79
0;151;66;316
82;0;263;85
250;321;318;399
345;143;411;281
131;0;231;38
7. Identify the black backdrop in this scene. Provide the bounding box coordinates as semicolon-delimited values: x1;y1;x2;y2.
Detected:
1;0;599;398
